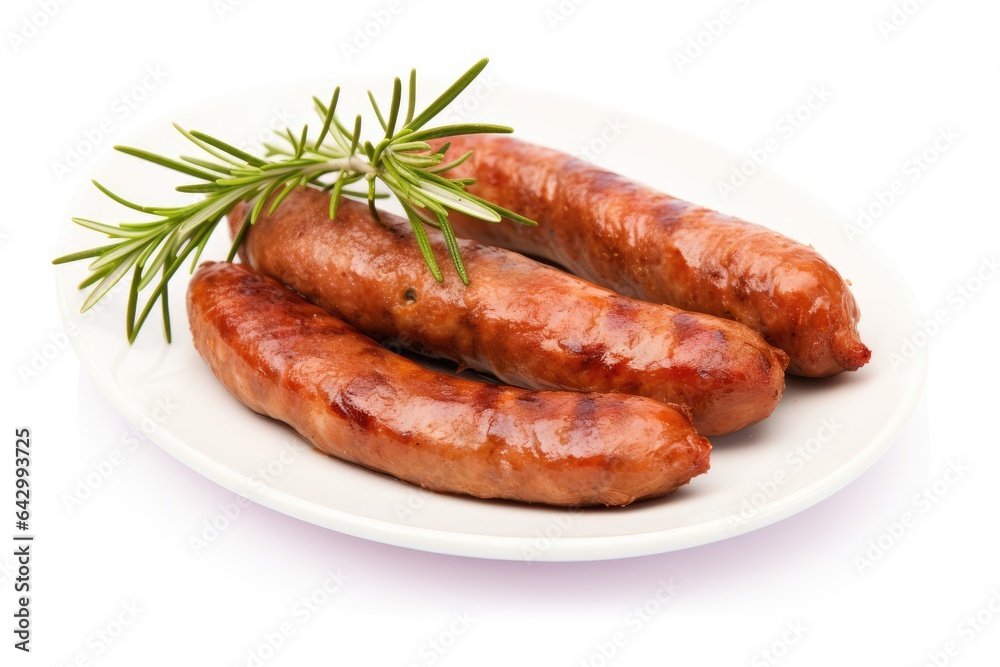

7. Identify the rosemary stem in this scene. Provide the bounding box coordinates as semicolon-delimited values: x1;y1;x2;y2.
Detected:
54;58;538;343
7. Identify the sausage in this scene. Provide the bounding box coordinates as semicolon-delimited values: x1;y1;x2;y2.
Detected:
228;188;788;436
187;261;711;506
429;135;871;377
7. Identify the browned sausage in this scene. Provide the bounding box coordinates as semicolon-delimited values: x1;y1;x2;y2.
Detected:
429;135;871;377
187;261;710;506
229;188;788;436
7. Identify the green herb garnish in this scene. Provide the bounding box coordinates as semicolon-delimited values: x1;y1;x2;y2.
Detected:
53;58;535;342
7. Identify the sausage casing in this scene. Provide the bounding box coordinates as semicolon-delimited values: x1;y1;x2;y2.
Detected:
229;188;788;435
187;261;711;506
431;135;871;377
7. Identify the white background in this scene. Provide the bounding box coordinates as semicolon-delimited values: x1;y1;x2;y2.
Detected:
3;0;999;665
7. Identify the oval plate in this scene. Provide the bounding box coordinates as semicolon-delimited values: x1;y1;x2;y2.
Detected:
55;79;927;561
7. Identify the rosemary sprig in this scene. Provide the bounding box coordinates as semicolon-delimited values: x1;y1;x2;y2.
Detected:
54;58;536;343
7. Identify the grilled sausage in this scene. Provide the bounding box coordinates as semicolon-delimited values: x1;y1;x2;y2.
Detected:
228;188;788;436
187;261;711;506
430;135;871;377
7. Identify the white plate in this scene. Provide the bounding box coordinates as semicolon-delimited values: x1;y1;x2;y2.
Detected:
55;78;927;561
